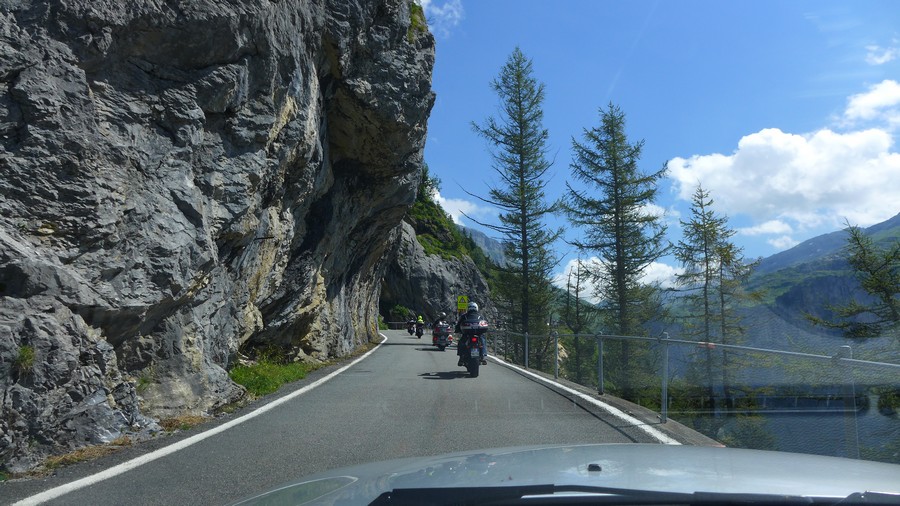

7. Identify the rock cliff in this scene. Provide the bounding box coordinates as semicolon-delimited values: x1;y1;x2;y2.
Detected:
0;0;434;471
381;220;495;324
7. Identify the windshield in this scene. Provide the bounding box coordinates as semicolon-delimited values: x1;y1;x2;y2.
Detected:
0;0;897;505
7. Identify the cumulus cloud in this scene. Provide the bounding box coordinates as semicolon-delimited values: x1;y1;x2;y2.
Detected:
738;220;793;236
417;0;464;38
553;257;682;304
668;126;900;245
769;235;800;250
435;191;496;225
844;79;900;129
866;43;898;65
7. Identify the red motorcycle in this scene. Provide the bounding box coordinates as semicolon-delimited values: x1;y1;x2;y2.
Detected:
431;322;454;351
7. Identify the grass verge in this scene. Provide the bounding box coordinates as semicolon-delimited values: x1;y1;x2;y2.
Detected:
229;360;317;397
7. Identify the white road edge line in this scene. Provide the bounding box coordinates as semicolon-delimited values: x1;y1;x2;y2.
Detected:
12;333;390;506
488;355;681;445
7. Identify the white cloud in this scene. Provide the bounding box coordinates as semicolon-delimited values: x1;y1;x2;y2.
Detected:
738;220;793;236
769;235;800;250
642;261;682;289
865;43;898;65
844;79;900;127
552;257;681;305
641;202;667;220
434;191;496;225
417;0;464;38
669;126;900;249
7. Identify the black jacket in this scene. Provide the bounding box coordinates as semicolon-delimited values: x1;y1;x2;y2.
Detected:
455;311;486;335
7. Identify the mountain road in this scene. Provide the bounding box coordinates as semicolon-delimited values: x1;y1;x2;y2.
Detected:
4;330;681;506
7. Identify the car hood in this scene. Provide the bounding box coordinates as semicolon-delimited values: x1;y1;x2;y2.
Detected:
232;443;900;505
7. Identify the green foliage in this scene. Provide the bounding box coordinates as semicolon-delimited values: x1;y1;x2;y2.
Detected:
561;103;669;400
806;222;900;339
408;190;497;276
229;345;318;397
230;361;313;397
471;46;561;336
874;386;900;414
408;2;427;42
15;345;35;375
390;304;413;321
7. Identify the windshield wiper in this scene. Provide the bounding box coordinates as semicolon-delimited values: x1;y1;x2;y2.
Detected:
370;485;900;506
370;484;700;505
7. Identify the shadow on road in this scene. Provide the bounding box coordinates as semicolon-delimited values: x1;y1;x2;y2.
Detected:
378;341;425;346
419;371;469;380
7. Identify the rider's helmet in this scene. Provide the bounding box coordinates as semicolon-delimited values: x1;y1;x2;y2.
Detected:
467;302;478;313
439;312;447;320
417;315;424;323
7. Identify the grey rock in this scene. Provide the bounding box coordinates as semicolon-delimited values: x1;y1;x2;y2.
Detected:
1;0;433;471
381;221;496;323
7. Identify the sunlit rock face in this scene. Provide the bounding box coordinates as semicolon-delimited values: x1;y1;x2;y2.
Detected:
381;221;495;325
0;0;434;471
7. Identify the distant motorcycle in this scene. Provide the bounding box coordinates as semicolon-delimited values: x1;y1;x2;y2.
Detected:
415;321;425;339
431;321;453;351
407;320;415;335
458;318;489;378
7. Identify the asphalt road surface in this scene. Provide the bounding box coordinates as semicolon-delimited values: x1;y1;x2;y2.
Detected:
3;330;669;505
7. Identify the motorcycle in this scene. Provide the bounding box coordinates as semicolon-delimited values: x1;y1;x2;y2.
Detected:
458;318;489;378
407;321;415;335
415;321;425;339
431;322;454;351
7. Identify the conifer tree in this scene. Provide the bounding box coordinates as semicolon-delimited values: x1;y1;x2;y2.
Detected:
562;103;668;399
470;47;561;345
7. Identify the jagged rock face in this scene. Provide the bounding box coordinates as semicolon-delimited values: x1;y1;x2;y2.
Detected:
0;0;434;471
381;221;495;323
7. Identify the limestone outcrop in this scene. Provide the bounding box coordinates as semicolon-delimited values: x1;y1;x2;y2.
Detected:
0;0;434;471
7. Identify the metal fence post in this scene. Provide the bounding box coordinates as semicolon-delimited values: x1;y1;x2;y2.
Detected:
553;330;559;379
524;332;529;369
660;332;669;423
596;333;604;395
837;345;860;459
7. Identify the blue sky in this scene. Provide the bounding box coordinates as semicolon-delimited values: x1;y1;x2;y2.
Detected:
417;0;900;289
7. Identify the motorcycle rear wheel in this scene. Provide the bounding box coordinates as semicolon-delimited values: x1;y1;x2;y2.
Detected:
467;357;480;378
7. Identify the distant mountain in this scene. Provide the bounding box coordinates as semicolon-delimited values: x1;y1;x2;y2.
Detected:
458;225;507;266
742;212;900;345
754;212;900;276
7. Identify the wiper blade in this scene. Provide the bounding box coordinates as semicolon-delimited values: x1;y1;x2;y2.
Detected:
369;484;695;505
369;485;900;506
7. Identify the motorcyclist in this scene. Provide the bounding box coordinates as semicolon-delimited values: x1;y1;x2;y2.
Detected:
432;311;448;328
431;312;452;347
415;315;425;338
455;302;488;366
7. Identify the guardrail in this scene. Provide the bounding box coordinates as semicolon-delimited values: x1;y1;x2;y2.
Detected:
487;328;899;458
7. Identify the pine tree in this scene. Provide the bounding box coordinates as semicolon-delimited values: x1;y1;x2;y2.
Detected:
562;257;596;383
562;103;668;400
469;47;561;346
673;184;756;410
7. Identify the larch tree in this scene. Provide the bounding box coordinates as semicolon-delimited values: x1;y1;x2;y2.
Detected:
562;103;669;400
469;47;561;355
